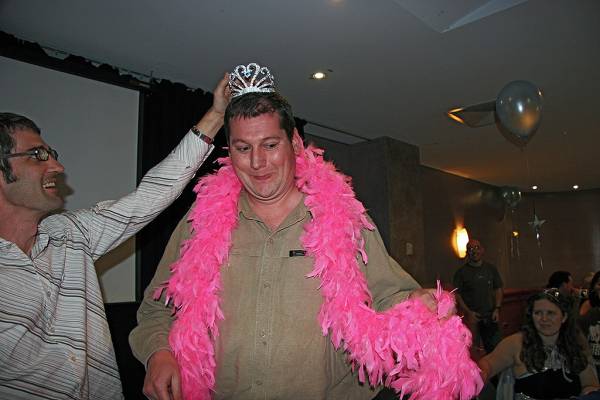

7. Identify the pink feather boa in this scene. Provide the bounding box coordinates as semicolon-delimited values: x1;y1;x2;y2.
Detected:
161;144;483;399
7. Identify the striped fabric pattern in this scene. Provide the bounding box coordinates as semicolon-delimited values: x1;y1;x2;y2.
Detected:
0;132;211;399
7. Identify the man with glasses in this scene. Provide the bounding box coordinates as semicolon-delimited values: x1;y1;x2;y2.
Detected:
0;73;229;400
453;239;504;354
1;146;59;161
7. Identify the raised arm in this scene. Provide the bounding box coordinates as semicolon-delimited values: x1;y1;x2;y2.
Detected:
579;334;600;395
492;287;504;322
478;333;520;383
75;74;230;259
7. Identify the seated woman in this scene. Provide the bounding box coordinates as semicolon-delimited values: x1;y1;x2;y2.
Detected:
478;288;600;399
579;270;600;378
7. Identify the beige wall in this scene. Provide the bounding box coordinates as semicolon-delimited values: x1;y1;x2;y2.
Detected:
422;164;600;288
305;134;426;283
509;190;600;288
304;134;600;290
421;166;509;287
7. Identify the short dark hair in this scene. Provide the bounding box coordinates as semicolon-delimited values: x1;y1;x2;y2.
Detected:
224;92;295;142
0;112;41;183
546;270;572;289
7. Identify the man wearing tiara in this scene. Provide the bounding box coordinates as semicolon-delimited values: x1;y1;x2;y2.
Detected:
0;75;229;400
130;63;481;400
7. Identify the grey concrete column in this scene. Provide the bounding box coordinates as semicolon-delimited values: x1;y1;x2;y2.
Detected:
306;135;426;284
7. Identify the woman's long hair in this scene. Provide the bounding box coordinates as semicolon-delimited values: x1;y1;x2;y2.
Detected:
520;289;588;374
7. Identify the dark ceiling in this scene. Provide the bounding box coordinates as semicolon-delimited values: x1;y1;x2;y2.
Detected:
1;0;599;192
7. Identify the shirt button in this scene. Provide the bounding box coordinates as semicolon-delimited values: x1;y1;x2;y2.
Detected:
260;330;266;338
46;290;52;298
263;282;271;288
70;354;77;363
255;380;263;386
267;238;273;245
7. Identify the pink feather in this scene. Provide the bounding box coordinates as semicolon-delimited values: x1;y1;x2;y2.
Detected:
165;145;483;399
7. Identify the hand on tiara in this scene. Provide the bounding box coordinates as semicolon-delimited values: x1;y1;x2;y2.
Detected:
212;73;232;114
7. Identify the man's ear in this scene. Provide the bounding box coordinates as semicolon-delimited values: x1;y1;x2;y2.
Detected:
291;129;303;155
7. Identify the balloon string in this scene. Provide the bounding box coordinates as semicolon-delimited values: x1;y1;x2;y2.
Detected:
531;198;544;270
521;147;533;189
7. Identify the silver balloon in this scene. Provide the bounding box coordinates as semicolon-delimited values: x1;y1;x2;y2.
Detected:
499;186;522;210
495;80;543;147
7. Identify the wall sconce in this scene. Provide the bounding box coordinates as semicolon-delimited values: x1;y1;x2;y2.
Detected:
453;227;469;258
446;101;496;127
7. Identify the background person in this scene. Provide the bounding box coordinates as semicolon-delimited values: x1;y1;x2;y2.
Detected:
547;270;578;298
478;289;600;399
579;270;600;378
130;64;480;400
0;74;229;400
453;239;504;354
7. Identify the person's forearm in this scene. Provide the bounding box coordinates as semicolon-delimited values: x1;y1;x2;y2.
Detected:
129;214;191;365
495;288;504;309
477;357;492;383
129;267;176;365
80;132;212;259
580;361;600;392
455;293;471;314
194;107;225;140
582;385;600;395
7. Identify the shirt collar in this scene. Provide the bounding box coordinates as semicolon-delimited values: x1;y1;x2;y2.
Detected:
0;236;13;251
30;221;51;258
238;190;310;230
0;230;48;259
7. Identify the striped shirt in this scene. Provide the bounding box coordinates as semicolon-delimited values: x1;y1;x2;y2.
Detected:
0;132;212;400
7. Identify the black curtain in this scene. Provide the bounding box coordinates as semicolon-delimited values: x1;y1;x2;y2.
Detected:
0;31;147;92
0;30;229;297
1;29;305;399
136;88;307;295
1;31;306;299
136;81;228;297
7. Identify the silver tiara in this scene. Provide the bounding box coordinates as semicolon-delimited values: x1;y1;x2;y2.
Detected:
229;63;275;98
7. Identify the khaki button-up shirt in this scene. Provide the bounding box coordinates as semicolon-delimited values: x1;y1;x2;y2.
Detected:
130;192;420;399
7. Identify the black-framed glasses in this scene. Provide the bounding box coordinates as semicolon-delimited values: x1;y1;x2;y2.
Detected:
0;147;59;162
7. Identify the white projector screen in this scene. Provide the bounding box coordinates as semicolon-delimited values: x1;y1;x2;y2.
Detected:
0;56;140;303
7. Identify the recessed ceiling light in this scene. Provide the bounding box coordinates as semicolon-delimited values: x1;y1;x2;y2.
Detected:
310;71;327;80
531;185;538;190
573;184;579;190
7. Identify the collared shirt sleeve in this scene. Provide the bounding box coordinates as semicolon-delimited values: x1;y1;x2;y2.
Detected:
72;132;212;260
129;210;192;366
360;219;421;311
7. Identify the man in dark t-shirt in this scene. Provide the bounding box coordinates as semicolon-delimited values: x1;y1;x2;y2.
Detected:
453;239;503;353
